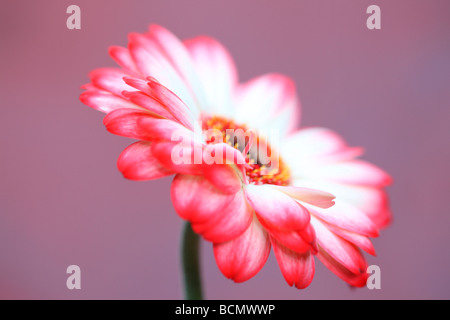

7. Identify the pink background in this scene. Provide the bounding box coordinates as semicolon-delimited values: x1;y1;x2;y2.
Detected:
0;0;449;299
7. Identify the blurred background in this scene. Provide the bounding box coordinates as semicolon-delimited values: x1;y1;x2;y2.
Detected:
0;0;449;299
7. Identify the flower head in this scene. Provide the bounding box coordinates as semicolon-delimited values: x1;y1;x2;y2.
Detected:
80;25;391;289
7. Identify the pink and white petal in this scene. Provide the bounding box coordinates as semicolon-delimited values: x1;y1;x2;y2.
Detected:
151;141;205;176
80;90;139;114
118;141;174;180
201;143;247;193
271;237;315;289
184;36;238;117
299;223;319;254
282;128;363;168
109;46;140;76
171;175;252;242
328;184;392;229
297;160;392;187
171;174;225;222
128;33;200;114
192;198;253;243
310;216;367;275
234;74;300;136
121;77;151;93
267;228;313;254
293;179;391;229
123;77;194;129
206;143;248;167
214;218;270;283
147;25;207;108
203;164;243;195
89;68;133;97
103;108;155;140
245;185;310;232
304;199;378;238
146;78;195;121
317;247;368;288
138;117;194;142
325;223;376;256
190;191;252;243
104;109;192;142
80;83;97;91
122;90;181;122
254;102;300;142
272;185;335;209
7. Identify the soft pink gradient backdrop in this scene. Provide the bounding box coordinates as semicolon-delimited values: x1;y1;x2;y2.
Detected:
0;0;449;299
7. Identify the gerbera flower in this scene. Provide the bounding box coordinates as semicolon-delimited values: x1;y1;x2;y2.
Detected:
80;25;391;289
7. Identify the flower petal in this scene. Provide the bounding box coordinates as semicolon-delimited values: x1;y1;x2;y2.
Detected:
234;74;300;136
118;141;173;180
293;179;391;229
89;68;133;97
128;32;199;114
325;223;376;256
213;217;270;282
79;89;138;114
296;160;392;187
109;45;140;76
184;36;238;117
123;77;195;129
151;141;205;176
245;185;310;231
271;237;315;289
272;185;335;209
103;108;154;141
310;216;367;275
103;109;193;142
171;175;252;242
148;25;207;108
282;127;363;168
304;199;378;238
121;90;183;124
201;142;248;193
268;225;317;254
317;247;368;288
202;163;243;194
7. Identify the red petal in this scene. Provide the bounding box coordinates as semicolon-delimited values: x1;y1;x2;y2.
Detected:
118;141;173;180
202;143;247;194
151;141;205;176
171;175;252;243
325;223;376;256
103;108;154;141
311;216;367;275
271;237;315;289
213;218;270;282
246;185;310;231
317;247;368;288
123;77;194;130
267;228;314;254
103;109;192;142
80;90;137;114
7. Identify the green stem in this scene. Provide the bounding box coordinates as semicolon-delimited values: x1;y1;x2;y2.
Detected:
181;222;203;300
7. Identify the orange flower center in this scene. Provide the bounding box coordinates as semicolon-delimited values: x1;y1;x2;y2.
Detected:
201;115;291;186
